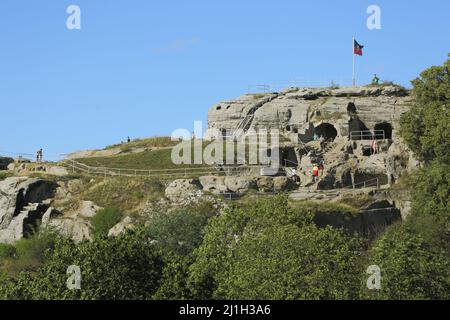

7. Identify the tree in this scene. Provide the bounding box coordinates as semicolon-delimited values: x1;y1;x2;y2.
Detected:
216;224;362;300
400;54;450;163
363;224;450;300
188;195;362;299
3;228;164;300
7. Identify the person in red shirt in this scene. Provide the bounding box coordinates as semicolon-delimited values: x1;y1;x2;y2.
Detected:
312;164;319;182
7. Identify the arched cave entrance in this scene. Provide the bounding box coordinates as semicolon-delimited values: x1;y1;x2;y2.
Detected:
315;123;338;141
374;122;393;140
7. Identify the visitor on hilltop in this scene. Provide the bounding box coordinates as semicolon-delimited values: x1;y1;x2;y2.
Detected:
127;136;131;143
372;74;380;85
36;149;43;163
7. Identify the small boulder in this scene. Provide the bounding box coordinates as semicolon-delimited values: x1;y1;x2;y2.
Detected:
108;216;135;237
199;176;229;194
256;176;274;192
224;176;257;193
273;176;296;191
165;179;203;202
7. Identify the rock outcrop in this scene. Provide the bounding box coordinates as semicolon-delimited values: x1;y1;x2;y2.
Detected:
206;85;412;142
48;200;103;243
0;177;57;243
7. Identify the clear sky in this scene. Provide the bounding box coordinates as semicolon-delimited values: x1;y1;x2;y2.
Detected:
1;0;449;160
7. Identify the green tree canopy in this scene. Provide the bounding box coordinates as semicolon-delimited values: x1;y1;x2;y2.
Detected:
400;54;450;162
363;224;450;300
188;195;362;299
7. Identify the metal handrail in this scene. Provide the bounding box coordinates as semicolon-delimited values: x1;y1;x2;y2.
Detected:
350;130;385;140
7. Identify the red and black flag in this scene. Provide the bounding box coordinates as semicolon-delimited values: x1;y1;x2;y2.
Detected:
354;40;364;56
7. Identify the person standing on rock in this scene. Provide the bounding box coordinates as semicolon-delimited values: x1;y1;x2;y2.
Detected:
312;164;319;182
38;149;43;163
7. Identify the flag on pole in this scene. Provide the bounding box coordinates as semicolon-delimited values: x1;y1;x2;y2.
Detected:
354;40;364;56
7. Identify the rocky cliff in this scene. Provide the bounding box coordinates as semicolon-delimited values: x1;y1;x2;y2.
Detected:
206;85;412;142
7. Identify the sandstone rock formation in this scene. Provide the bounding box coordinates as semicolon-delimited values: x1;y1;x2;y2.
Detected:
48;200;103;243
0;177;57;243
207;85;411;142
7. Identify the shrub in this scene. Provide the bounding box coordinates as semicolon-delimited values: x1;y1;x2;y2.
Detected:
145;202;216;256
0;244;16;260
14;229;164;300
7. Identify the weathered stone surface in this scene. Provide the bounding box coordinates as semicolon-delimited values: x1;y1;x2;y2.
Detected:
199;176;229;194
224;176;257;193
207;85;412;143
273;176;296;191
0;177;56;231
256;176;274;192
108;216;135;237
165;179;203;202
47;166;69;176
49;200;103;243
49;218;92;243
313;200;401;239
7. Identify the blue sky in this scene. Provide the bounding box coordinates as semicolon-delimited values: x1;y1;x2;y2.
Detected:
0;0;449;160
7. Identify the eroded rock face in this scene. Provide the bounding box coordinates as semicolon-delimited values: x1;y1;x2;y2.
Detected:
224;176;257;193
165;179;203;202
313;200;401;239
49;200;103;243
207;85;413;142
0;177;57;243
199;176;229;194
108;216;135;237
273;176;296;191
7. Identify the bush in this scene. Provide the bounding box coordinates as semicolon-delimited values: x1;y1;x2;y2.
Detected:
3;229;165;300
0;244;16;260
145;203;215;256
91;208;123;238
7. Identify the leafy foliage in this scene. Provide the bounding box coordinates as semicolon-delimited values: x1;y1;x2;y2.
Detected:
188;195;363;299
400;55;450;162
1;229;164;300
363;224;450;300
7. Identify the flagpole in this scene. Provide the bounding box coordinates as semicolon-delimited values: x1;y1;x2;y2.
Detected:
352;36;355;87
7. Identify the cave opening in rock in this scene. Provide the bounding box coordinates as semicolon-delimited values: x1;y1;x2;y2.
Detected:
362;146;375;156
315;123;338;141
347;102;357;114
374;122;393;140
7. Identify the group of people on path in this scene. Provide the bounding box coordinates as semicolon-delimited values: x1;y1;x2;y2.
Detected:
312;160;325;182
